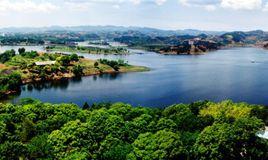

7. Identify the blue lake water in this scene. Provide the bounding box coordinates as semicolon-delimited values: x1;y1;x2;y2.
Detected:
3;47;268;107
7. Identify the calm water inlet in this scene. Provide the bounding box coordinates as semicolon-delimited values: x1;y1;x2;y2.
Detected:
3;47;268;107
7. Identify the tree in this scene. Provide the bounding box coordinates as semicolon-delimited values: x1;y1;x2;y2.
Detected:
58;56;71;66
97;135;132;160
156;118;177;132
0;49;16;63
128;130;186;160
20;118;36;142
48;120;94;159
94;61;99;68
27;133;52;159
113;65;120;71
0;121;7;142
0;100;267;159
194;117;267;160
0;141;27;160
70;54;79;62
82;102;90;110
163;104;196;131
18;48;26;55
73;65;84;76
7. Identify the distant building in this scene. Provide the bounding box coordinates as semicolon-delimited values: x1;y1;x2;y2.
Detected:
66;42;77;46
44;41;51;45
35;61;56;66
188;40;195;45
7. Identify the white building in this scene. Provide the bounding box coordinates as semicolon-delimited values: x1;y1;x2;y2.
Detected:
35;61;56;66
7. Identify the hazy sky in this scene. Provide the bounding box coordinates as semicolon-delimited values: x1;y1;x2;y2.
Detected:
0;0;268;31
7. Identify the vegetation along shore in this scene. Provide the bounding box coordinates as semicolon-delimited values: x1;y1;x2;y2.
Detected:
46;45;129;55
0;48;149;98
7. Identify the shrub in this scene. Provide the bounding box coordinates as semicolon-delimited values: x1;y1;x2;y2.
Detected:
70;54;79;62
73;65;84;76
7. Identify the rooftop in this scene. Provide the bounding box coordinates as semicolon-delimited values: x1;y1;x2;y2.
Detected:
35;61;56;66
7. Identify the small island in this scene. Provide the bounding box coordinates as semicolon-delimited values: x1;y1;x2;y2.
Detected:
0;48;149;98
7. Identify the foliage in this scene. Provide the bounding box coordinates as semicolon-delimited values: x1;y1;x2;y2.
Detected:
18;48;26;55
0;49;16;63
58;55;71;66
94;61;99;68
128;130;186;160
73;65;84;76
0;100;267;159
98;59;129;71
19;51;38;58
70;53;79;62
0;72;22;97
194;117;267;160
47;45;129;55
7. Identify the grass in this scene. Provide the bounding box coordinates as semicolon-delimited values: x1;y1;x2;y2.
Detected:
119;65;150;72
78;58;149;75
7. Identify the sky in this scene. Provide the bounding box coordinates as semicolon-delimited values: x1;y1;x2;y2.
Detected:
0;0;268;31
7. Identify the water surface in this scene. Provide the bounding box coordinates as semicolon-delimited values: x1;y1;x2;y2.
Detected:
3;47;268;107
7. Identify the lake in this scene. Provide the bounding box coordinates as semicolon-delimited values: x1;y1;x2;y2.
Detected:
2;46;268;107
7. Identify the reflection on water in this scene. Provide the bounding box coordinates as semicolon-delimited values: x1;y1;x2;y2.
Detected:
24;79;70;92
3;47;268;107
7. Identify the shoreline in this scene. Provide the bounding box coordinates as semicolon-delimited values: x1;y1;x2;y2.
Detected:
1;65;149;98
157;44;266;55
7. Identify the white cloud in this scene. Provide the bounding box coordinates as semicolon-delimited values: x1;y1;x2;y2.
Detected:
179;0;220;6
112;4;121;9
263;2;268;11
179;0;219;10
155;0;166;5
221;0;262;10
64;1;92;11
0;0;58;13
130;0;141;5
179;0;267;11
205;5;217;11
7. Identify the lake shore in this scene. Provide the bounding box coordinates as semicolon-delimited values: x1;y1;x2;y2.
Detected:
0;52;149;98
46;45;130;55
2;65;149;98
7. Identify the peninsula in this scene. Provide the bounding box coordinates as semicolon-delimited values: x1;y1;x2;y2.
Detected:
0;48;149;98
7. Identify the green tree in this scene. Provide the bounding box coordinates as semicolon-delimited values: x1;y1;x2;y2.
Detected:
70;53;79;62
18;48;26;54
94;61;99;68
48;120;94;159
97;135;132;160
82;102;90;110
194;117;267;160
27;133;52;159
58;55;71;66
73;65;84;76
128;130;186;160
0;141;27;160
0;49;16;63
163;104;196;131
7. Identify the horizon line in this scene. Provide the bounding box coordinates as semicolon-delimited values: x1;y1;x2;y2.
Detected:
0;25;266;33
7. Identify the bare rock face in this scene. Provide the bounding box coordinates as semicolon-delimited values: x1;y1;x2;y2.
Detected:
264;43;268;49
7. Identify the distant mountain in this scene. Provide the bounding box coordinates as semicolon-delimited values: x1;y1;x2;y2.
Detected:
0;25;225;36
176;29;225;36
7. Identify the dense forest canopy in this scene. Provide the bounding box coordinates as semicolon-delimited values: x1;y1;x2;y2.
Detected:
0;99;267;159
